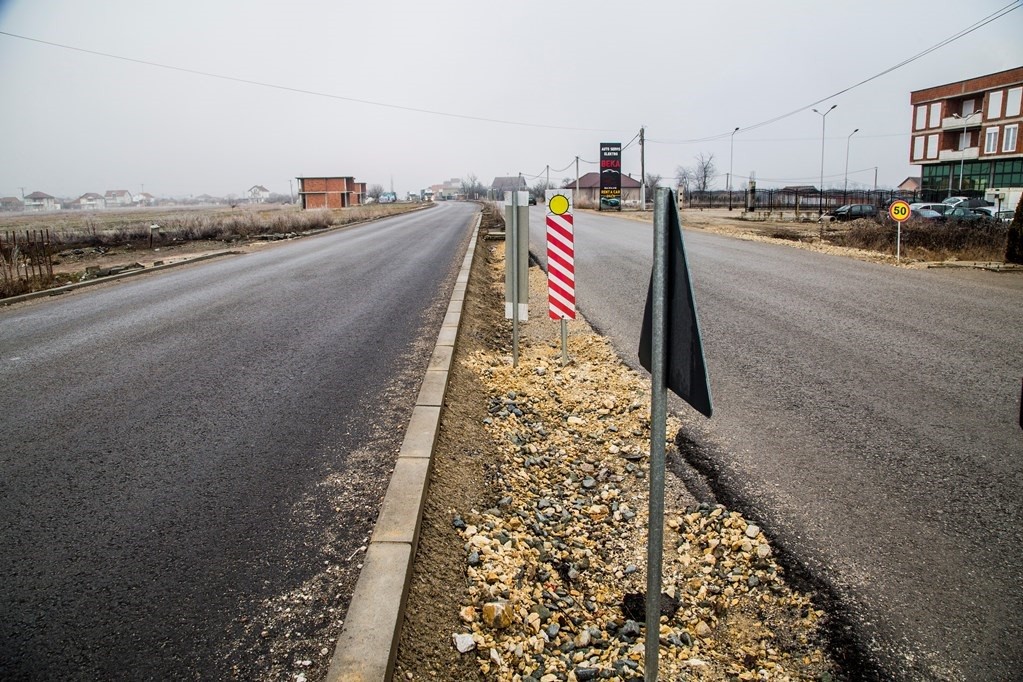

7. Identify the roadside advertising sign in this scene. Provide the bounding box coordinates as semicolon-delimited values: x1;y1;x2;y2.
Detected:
599;142;621;210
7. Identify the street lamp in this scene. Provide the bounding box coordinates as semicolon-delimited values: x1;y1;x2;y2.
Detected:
728;126;739;211
951;111;983;193
812;105;837;219
843;128;859;205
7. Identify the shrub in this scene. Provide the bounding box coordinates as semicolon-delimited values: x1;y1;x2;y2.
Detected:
832;218;1008;262
1006;200;1023;264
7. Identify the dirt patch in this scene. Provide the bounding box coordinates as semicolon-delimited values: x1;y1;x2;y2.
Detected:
393;207;838;681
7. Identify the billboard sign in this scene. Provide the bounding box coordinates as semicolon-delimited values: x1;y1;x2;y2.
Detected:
599;142;622;210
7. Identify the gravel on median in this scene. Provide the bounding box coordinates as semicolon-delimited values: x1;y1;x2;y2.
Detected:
444;247;837;681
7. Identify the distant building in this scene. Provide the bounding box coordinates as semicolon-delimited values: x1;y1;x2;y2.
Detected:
76;192;106;210
562;172;641;208
910;66;1023;195
104;189;133;207
430;177;463;201
135;192;155;206
490;176;527;199
898;177;922;192
248;185;270;203
24;191;58;212
296;176;366;209
0;197;24;212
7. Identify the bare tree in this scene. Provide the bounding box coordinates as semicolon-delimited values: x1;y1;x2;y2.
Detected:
692;153;716;196
675;165;692;202
367;184;385;201
460;173;485;200
644;172;663;202
530;178;552;203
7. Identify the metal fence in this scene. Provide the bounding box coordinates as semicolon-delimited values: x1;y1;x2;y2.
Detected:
682;188;987;213
1;230;55;298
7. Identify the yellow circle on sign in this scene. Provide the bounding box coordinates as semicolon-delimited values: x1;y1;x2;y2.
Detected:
548;194;570;216
889;200;911;222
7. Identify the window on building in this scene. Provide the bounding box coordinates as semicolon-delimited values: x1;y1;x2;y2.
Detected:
1004;124;1019;153
962;99;976;116
929;103;942;128
912;136;925;160
915;105;928;130
988;90;1003;119
1007;88;1022;118
985;127;1000;154
927;134;939;159
992;159;1023;188
959;131;971;150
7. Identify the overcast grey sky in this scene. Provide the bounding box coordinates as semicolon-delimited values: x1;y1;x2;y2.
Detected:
1;0;1021;200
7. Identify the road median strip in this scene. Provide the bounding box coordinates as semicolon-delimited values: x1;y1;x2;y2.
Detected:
325;211;481;682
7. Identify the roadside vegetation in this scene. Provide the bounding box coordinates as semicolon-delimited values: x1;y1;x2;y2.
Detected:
0;203;425;299
832;217;1009;262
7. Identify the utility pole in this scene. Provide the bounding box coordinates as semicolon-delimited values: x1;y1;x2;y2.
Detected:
18;187;25;199
575;156;580;207
546;164;550;192
639;127;646;208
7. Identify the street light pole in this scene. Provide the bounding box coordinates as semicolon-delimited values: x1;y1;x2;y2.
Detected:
728;126;739;211
812;105;837;219
952;111;983;193
843;128;859;205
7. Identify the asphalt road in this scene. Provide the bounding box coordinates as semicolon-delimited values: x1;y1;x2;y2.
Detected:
0;202;477;680
529;206;1023;680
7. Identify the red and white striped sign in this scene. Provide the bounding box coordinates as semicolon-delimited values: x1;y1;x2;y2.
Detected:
545;192;576;320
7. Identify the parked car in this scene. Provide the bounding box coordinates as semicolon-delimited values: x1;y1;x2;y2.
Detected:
910;208;944;221
910;202;950;215
822;204;878;222
600;197;621;208
942;196;993;209
945;206;985;221
972;206;1015;223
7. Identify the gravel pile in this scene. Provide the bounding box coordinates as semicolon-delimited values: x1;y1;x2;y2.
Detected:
447;264;836;680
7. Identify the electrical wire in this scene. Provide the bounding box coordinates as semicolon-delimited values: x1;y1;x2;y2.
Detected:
0;30;632;134
647;0;1021;145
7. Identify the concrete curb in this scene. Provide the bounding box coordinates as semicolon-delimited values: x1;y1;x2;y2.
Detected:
325;210;481;682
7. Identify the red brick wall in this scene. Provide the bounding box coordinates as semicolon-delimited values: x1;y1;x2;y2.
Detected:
911;67;1023;104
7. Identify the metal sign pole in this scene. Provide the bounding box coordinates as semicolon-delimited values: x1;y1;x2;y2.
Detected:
560;319;568;365
511;190;520;367
645;188;669;680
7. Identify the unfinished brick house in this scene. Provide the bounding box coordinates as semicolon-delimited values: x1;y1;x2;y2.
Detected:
296;176;367;209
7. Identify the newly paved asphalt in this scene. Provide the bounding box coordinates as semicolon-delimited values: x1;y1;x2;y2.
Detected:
529;206;1023;680
0;202;477;680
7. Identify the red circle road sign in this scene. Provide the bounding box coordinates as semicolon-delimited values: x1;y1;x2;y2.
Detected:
889;200;911;222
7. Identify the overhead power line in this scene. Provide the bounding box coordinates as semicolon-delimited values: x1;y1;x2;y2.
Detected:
0;30;630;134
648;0;1022;145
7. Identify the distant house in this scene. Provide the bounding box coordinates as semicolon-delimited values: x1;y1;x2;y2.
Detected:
248;185;270;203
296;176;366;209
429;177;463;201
0;197;23;212
24;191;58;212
562;172;641;208
898;177;922;192
105;189;133;207
135;192;155;206
490;176;527;200
74;192;106;210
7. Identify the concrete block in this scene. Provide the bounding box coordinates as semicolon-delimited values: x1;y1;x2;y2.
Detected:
416;370;448;407
437;325;458;347
325;542;412;682
397;406;441;459
427;345;453;372
371;457;430;546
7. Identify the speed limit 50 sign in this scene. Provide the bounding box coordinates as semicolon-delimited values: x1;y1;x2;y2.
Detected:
888;200;911;222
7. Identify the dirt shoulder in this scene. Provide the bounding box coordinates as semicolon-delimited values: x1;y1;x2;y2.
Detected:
394;208;839;681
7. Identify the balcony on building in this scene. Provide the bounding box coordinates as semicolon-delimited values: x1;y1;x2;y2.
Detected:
941;115;984;132
938;146;980;162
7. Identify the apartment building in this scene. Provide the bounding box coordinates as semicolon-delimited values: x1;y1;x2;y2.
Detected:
910;66;1023;196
